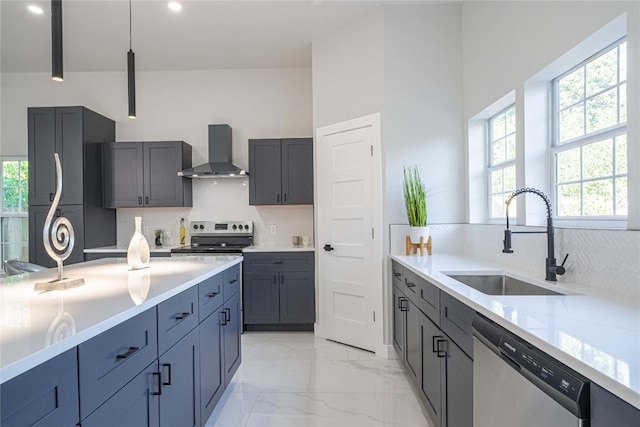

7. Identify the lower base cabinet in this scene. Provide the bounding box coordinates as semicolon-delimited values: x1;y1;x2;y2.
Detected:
200;306;225;423
222;291;242;385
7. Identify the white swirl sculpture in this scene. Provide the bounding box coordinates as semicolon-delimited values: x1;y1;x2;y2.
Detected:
43;153;74;280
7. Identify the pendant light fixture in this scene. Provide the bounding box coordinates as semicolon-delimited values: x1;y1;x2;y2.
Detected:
127;0;136;119
51;0;63;81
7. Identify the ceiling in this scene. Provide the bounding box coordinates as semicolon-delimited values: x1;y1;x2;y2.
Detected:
1;0;396;73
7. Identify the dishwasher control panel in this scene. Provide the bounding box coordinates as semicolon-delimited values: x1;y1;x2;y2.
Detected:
499;337;586;401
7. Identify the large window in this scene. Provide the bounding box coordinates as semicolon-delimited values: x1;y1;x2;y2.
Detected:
1;159;29;270
552;39;627;218
488;105;517;218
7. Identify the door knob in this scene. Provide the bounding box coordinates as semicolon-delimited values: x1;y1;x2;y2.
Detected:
323;244;334;252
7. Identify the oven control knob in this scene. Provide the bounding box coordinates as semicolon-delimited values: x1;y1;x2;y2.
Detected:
193;224;198;230
232;225;237;230
244;224;249;230
199;224;204;230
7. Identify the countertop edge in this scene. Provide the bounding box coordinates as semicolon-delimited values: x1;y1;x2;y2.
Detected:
0;257;242;384
390;254;640;410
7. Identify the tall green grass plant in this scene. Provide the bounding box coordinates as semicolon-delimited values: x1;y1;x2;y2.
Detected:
403;165;427;227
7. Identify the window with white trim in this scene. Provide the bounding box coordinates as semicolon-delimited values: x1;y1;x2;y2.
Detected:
1;159;29;271
488;105;517;219
552;38;627;218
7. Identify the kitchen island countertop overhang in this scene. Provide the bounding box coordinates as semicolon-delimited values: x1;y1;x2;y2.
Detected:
390;253;640;410
0;256;242;384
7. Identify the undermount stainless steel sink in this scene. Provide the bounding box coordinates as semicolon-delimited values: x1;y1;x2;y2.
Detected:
445;274;564;296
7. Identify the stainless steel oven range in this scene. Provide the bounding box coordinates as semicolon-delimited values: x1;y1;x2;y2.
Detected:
170;220;253;256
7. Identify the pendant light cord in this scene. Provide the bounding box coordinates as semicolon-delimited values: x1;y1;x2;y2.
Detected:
129;0;132;51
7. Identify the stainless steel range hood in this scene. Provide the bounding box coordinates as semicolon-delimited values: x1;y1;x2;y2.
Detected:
178;124;247;178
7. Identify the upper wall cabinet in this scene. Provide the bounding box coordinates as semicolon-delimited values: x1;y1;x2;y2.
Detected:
248;138;313;205
103;141;193;208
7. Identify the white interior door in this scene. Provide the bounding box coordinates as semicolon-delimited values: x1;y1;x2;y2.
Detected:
315;113;383;354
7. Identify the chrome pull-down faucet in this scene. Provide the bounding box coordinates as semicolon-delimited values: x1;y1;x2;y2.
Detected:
502;187;569;281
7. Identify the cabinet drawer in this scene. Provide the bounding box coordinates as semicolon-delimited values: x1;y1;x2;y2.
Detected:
223;264;241;300
403;268;420;302
1;348;79;427
440;292;475;358
199;273;224;322
416;277;440;325
78;308;157;420
157;286;199;355
391;260;403;289
243;252;313;272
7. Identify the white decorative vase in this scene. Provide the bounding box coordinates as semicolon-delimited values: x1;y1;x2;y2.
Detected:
127;217;150;270
408;226;430;244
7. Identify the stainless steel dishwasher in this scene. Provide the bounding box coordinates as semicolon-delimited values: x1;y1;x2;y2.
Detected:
473;315;590;427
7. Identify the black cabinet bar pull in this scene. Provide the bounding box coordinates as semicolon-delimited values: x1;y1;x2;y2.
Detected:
138;196;142;205
432;335;443;353
207;291;219;298
162;363;172;386
229;278;238;283
56;209;61;217
116;346;140;359
406;282;416;288
225;308;231;322
175;312;190;320
274;261;283;265
50;193;54;202
220;310;227;325
284;193;287;202
145;196;149;205
281;275;284;284
436;338;448;358
400;298;409;312
152;372;162;395
273;275;277;284
277;193;280;203
393;271;401;278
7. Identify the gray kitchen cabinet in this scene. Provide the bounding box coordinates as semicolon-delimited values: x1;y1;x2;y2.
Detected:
222;291;242;385
399;265;475;427
199;305;225;424
591;383;640;427
158;327;201;427
248;138;313;205
28;106;116;267
0;348;79;427
103;141;192;208
242;252;315;330
392;283;408;361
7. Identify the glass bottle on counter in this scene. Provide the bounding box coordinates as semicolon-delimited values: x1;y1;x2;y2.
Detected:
180;218;186;245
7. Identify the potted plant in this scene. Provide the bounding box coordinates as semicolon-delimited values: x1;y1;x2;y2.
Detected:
403;165;429;246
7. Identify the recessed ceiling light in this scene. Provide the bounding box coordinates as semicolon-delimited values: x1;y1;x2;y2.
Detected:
168;2;182;12
28;5;44;14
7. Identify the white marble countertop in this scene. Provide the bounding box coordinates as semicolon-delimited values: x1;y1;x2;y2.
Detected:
84;245;176;253
243;245;315;252
0;256;242;384
390;253;640;409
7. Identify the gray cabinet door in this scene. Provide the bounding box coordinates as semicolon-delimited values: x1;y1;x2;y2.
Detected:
223;292;242;385
159;328;201;427
1;348;79;427
249;139;281;205
29;204;85;268
103;142;144;207
392;285;406;361
144;141;188;207
421;313;443;427
242;272;280;324
28;107;57;206
199;307;224;424
281;138;313;204
443;339;473;427
279;271;315;324
405;299;423;387
55;107;85;205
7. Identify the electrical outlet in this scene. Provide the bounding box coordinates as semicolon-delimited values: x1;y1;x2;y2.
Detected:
270;224;277;235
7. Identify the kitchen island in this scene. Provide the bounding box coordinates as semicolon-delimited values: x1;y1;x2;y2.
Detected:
0;256;242;426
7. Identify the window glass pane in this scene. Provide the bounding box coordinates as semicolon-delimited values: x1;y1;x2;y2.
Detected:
558;184;581;216
559;68;585;109
491;194;504;218
615;135;627;175
505;134;516;161
586;48;617;96
616;177;628;215
504;165;516;191
2;187;19;212
619;42;627;82
557;148;581;183
619;82;627;123
492;139;506;164
491;170;503;193
583;179;613;216
2;161;20;186
586;88;617;133
505;107;516;135
559;104;584;143
491;113;506;140
583;139;613;179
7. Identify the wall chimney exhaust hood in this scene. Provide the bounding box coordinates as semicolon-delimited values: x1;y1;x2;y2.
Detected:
178;124;247;178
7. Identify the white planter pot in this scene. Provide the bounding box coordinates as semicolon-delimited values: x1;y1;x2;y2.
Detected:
408;226;430;244
127;216;150;270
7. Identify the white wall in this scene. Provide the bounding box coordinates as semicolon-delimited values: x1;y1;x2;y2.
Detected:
1;68;314;245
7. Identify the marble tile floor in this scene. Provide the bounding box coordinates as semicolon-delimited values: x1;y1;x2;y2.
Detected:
205;332;432;427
